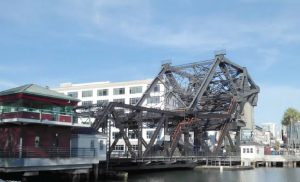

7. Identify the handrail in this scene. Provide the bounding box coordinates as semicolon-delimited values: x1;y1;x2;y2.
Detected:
0;147;97;158
0;106;73;116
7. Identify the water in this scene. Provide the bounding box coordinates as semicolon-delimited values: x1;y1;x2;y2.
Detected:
110;168;300;182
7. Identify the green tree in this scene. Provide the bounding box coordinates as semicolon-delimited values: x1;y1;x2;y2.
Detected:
282;108;300;125
274;140;280;151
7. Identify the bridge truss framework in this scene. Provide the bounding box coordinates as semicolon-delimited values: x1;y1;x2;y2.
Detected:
74;54;259;160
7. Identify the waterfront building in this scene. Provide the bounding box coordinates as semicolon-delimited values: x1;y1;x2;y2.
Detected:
0;84;107;173
240;143;265;166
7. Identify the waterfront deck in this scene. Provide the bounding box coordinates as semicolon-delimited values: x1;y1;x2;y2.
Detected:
106;156;242;171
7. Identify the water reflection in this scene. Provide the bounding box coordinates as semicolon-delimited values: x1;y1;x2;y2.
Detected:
126;168;300;182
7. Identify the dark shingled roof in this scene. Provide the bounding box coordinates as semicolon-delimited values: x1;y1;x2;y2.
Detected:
0;84;80;102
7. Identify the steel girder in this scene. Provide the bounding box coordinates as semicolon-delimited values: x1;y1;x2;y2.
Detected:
73;54;259;158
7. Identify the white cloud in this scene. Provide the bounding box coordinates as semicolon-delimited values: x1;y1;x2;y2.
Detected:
65;1;300;55
2;0;299;52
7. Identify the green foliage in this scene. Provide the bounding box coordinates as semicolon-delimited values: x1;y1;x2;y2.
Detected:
282;108;300;125
274;141;280;151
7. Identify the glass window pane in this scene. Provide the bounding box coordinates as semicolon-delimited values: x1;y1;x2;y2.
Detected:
67;92;78;98
147;96;160;104
99;140;104;150
113;99;125;104
82;101;93;106
130;97;140;105
82;90;93;97
97;89;109;96
113;88;125;95
130;86;143;94
97;100;109;105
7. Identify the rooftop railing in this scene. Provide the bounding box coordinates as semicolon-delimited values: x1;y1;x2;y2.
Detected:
0;106;76;124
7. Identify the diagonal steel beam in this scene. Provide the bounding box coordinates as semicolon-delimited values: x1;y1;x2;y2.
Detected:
136;65;167;106
219;62;237;95
156;76;187;108
143;117;165;157
226;132;236;153
111;110;137;158
108;133;121;157
188;56;221;111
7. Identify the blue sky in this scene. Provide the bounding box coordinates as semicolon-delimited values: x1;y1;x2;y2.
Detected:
0;0;300;125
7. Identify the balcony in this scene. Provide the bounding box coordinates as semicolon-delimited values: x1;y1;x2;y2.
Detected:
0;106;80;126
0;146;96;158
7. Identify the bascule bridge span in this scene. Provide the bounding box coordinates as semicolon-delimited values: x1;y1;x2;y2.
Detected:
74;54;259;168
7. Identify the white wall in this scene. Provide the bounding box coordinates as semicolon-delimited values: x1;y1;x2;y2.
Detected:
71;134;106;161
241;145;264;163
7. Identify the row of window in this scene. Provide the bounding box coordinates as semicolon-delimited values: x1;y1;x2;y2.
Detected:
67;85;161;98
112;130;160;140
34;136;105;151
81;96;161;106
243;148;254;154
114;144;139;151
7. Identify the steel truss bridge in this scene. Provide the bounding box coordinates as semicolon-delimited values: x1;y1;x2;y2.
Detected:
74;54;259;160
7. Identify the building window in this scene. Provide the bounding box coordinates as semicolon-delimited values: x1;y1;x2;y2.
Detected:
153;84;160;92
82;90;93;97
97;100;109;105
147;96;160;104
128;130;137;139
247;148;250;153
130;86;143;94
90;140;95;148
82;101;93;106
112;132;119;139
67;92;78;98
99;140;104;151
97;89;109;96
115;145;124;151
146;130;154;139
130;97;140;105
113;98;125;104
257;148;259;154
243;148;246;153
132;145;138;151
35;136;40;148
250;148;253;153
113;88;125;95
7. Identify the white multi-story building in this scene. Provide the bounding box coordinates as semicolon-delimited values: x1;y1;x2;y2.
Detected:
53;79;166;155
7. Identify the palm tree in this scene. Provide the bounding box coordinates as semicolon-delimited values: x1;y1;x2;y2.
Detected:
282;108;300;126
